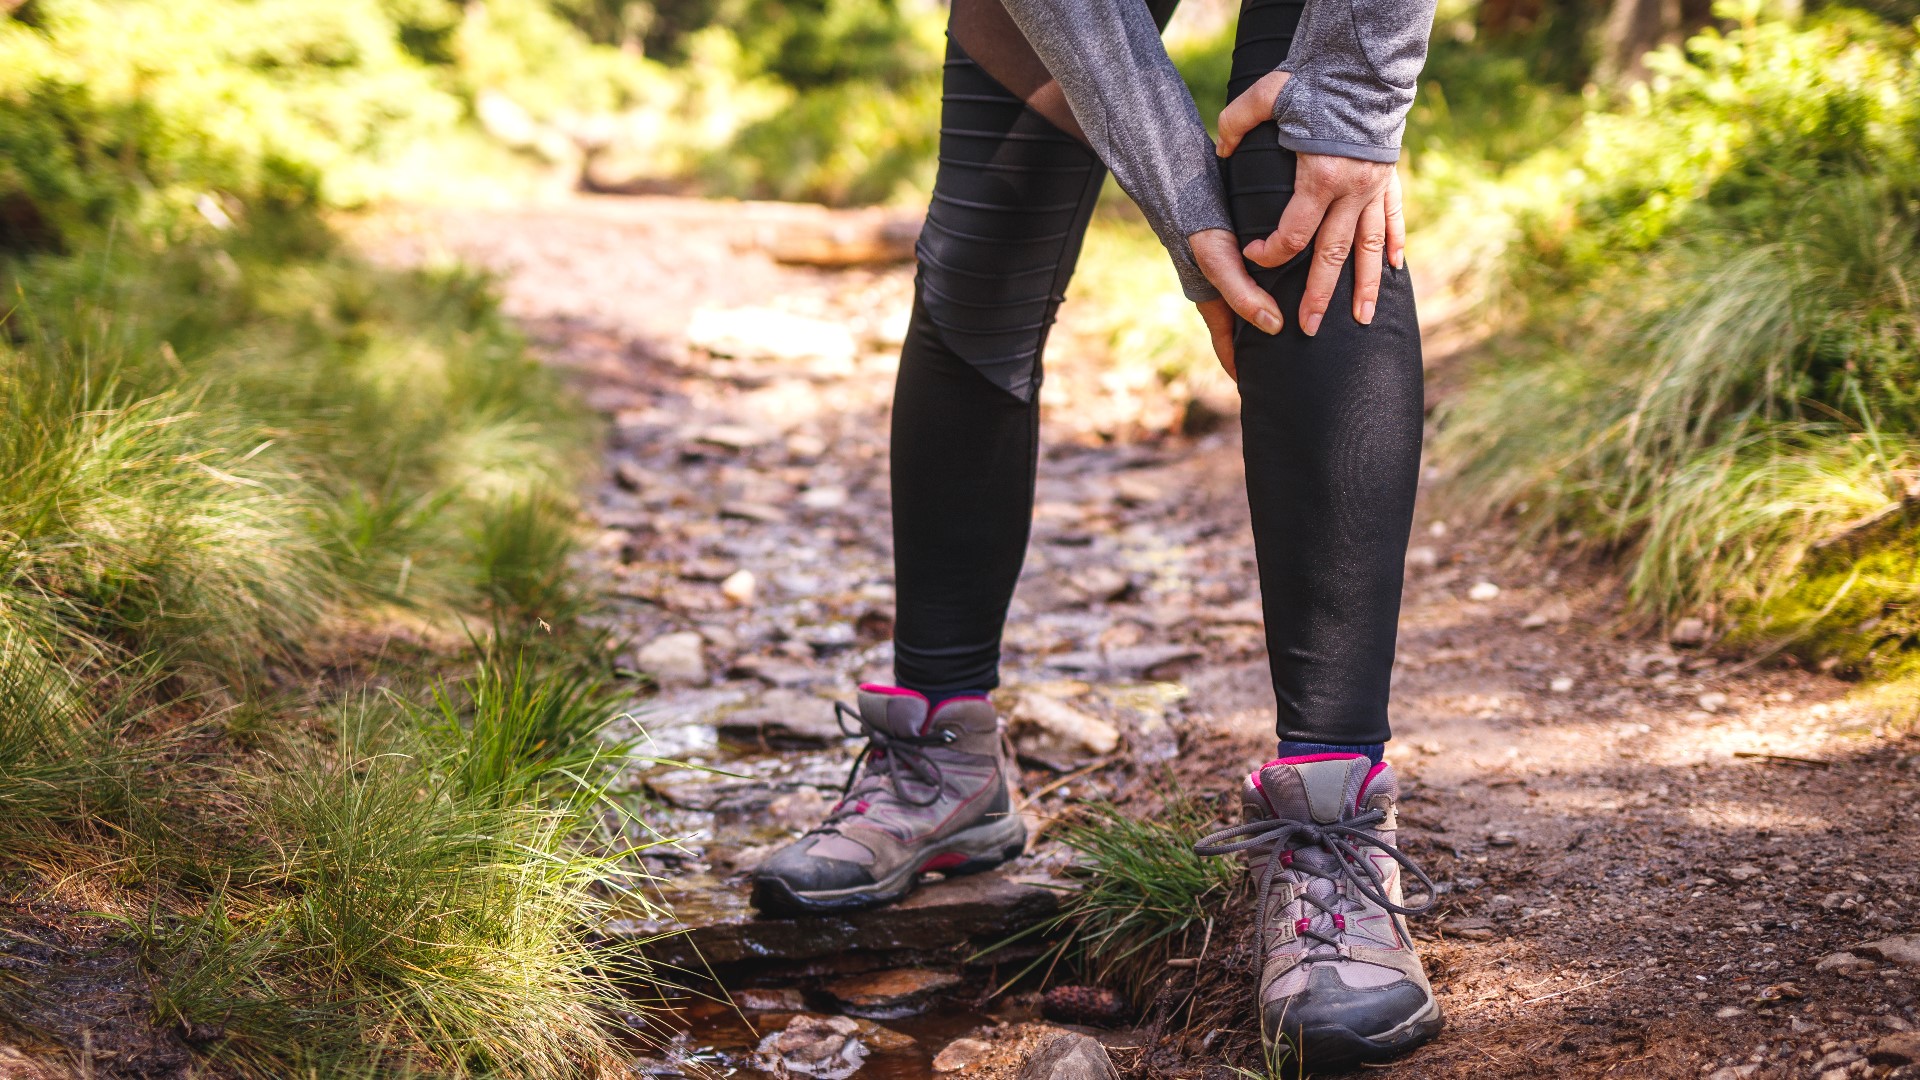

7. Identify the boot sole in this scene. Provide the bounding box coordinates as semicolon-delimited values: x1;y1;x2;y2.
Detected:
751;815;1027;917
1271;997;1444;1076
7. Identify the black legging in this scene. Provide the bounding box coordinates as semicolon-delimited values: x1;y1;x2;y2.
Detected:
890;0;1423;746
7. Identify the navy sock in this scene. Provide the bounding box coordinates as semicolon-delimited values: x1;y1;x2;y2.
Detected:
1277;739;1386;765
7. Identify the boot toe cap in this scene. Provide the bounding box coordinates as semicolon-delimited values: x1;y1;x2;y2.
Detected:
1264;967;1432;1043
753;836;877;894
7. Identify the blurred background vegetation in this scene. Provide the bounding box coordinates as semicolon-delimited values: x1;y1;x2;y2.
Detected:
3;0;1920;1070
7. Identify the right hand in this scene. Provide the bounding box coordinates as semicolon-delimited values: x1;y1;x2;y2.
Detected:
1188;227;1282;382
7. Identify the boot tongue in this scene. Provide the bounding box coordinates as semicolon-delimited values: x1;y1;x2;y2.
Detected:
855;685;933;740
1253;755;1374;825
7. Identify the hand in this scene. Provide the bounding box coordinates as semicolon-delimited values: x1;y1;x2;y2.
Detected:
1188;228;1281;382
1217;71;1407;336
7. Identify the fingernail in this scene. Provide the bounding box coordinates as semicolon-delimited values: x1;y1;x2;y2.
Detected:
1392;253;1405;269
1303;312;1322;337
1359;301;1375;325
1256;311;1282;335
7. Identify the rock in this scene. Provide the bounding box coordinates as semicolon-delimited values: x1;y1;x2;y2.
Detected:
1444;917;1496;941
932;1037;994;1073
786;433;829;460
1467;581;1501;602
623;871;1059;968
613;459;649;492
1520;597;1573;628
721;502;788;525
1869;1032;1920;1066
1405;545;1439;571
826;967;963;1019
1670;616;1710;647
1713;1005;1746;1019
768;788;830;828
687;307;859;367
753;1015;868;1080
1726;864;1762;882
1705;1067;1758;1080
1854;936;1920;971
1040;985;1129;1026
1066;566;1132;604
734;987;807;1011
637;631;707;684
1698;691;1728;712
730;654;821;688
1110;473;1165;506
1011;694;1120;767
719;693;845;749
1043;644;1201;680
721;569;758;605
756;211;922;267
691;422;775;451
1549;676;1575;693
1487;831;1517;848
853;1020;918;1053
1814;951;1871;974
1017;1031;1119;1080
801;485;849;511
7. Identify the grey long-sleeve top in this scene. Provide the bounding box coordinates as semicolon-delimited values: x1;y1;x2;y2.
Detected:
998;0;1437;301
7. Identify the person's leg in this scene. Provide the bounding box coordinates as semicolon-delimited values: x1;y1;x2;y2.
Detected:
889;3;1114;701
1203;0;1440;1067
1224;0;1424;759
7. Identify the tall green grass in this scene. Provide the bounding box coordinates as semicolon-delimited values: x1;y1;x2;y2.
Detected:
1432;7;1920;673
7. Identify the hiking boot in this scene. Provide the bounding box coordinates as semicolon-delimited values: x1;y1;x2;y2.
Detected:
751;685;1026;916
1195;754;1443;1073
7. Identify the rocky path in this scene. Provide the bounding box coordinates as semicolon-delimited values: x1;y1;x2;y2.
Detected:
366;195;1920;1080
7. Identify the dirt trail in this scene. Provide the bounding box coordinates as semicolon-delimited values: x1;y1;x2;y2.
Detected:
368;195;1920;1080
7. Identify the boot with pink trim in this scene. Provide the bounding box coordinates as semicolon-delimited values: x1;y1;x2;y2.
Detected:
751;684;1026;915
1195;754;1443;1072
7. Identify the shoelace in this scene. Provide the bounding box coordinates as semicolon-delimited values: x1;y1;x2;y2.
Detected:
1194;809;1435;960
824;700;957;819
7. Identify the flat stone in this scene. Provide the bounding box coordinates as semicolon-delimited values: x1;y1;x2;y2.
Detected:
730;654;822;688
718;692;845;749
621;871;1060;968
1017;1031;1119;1080
1814;951;1870;974
825;968;962;1018
637;631;707;684
1869;1032;1920;1066
1855;936;1920;971
733;987;806;1011
690;422;775;451
686;307;858;366
721;502;787;525
933;1037;994;1073
1043;644;1201;680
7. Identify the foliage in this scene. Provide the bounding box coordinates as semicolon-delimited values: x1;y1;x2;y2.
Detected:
994;796;1235;1005
1435;5;1920;674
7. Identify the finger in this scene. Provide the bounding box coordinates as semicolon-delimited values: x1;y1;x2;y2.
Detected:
1298;195;1364;336
1198;300;1238;382
1244;189;1327;269
1190;229;1283;334
1216;71;1287;158
1384;169;1406;270
1352;195;1386;325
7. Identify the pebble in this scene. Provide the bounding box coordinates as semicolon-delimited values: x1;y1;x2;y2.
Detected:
636;631;707;684
786;432;829;460
1487;831;1517;848
692;422;775;451
720;568;757;605
1714;1006;1746;1019
1814;952;1871;974
801;485;849;510
1726;864;1762;882
932;1037;994;1073
734;987;807;1011
721;501;787;524
1467;581;1501;602
686;307;858;366
1549;676;1575;693
1705;1066;1758;1080
1405;545;1439;571
1520;597;1573;628
1698;691;1728;712
1670;616;1709;647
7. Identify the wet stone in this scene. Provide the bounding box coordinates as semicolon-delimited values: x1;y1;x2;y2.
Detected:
620;871;1060;968
825;967;962;1018
752;1015;867;1080
719;692;846;749
1017;1031;1120;1080
932;1037;994;1073
733;987;806;1011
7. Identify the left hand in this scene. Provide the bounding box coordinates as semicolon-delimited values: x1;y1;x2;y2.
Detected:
1216;70;1407;336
